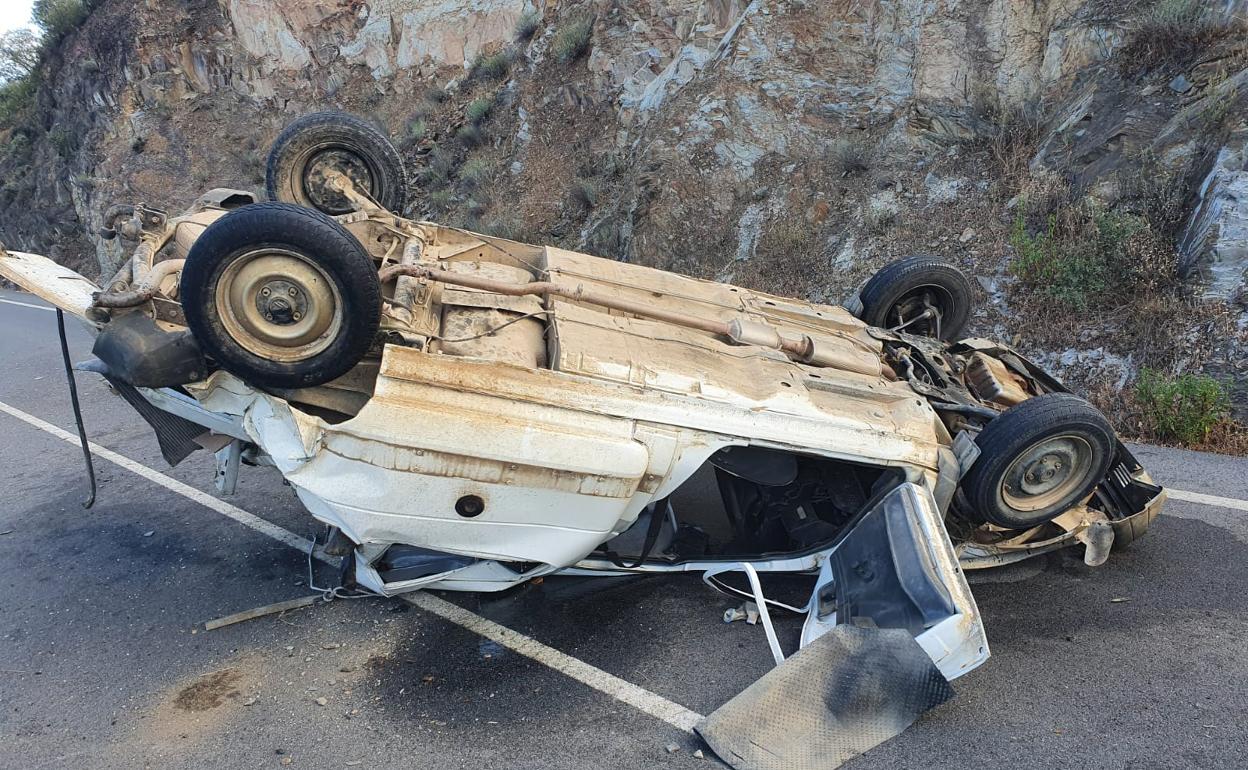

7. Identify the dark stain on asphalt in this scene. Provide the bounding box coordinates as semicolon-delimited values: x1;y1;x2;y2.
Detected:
173;668;242;712
363;615;564;727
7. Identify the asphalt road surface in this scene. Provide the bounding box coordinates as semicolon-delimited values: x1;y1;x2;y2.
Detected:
2;287;1246;769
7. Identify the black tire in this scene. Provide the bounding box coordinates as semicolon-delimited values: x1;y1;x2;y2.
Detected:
858;256;974;340
181;202;381;390
266;111;408;215
962;394;1115;529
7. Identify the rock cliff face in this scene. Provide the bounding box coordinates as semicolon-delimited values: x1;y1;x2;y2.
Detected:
2;0;1247;418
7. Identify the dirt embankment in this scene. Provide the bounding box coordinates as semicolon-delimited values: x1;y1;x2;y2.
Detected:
2;0;1246;448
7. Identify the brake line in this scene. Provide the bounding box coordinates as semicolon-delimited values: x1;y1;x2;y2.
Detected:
305;531;379;601
56;309;96;509
703;574;809;615
702;563;790;666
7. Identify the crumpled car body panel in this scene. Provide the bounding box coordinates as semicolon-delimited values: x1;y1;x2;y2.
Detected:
0;215;1161;693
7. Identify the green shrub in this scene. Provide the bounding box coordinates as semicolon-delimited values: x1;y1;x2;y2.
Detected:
552;16;593;62
428;189;454;211
465;97;493;124
1135;368;1231;444
472;51;511;81
49;127;78;157
456;123;483;148
459;157;493;188
4;129;33;163
407;119;427;141
514;11;542;42
1009;205;1152;309
0;77;37;127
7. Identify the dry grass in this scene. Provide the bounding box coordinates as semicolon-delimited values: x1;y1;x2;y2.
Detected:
1118;0;1246;71
419;146;456;187
1120;150;1206;240
456;123;484;148
731;216;828;297
569;178;597;210
967;98;1046;184
552;16;593;63
828;135;871;178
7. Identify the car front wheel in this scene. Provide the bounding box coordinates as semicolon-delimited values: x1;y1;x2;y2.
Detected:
962;393;1116;529
181;202;381;390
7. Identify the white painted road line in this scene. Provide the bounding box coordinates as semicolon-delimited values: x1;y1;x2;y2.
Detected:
0;298;55;312
404;591;703;732
1166;488;1248;513
0;398;706;734
0;400;316;553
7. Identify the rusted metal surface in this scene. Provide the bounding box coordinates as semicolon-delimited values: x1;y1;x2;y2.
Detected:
91;258;186;308
966;351;1031;406
379;259;882;376
0;250;101;320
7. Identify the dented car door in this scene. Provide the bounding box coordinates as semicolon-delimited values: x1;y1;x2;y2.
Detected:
698;481;988;770
802;480;989;680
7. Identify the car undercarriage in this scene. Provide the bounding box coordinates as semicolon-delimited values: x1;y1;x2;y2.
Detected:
0;111;1167;769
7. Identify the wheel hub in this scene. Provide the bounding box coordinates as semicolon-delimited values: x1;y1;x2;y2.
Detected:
302;148;374;214
888;286;950;338
256;280;307;325
1000;435;1093;513
214;249;343;363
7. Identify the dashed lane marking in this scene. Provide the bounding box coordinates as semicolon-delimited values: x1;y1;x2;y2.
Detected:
0;298;55;312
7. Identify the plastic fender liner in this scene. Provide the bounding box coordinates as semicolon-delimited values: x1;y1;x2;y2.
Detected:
697;624;953;770
91;311;207;388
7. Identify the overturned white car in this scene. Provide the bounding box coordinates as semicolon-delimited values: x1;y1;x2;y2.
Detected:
0;112;1165;768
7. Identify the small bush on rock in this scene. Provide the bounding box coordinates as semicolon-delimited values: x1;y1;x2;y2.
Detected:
553;16;593;62
514;12;541;42
472;51;511;81
465;98;493;125
1119;0;1244;70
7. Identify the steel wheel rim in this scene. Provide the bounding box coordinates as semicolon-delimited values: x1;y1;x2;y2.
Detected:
1000;434;1094;512
215;248;343;363
887;284;953;337
296;144;377;214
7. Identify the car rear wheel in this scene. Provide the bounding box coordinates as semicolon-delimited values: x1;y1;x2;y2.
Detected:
962;393;1115;529
858;256;974;341
266;111;409;215
181;202;380;390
